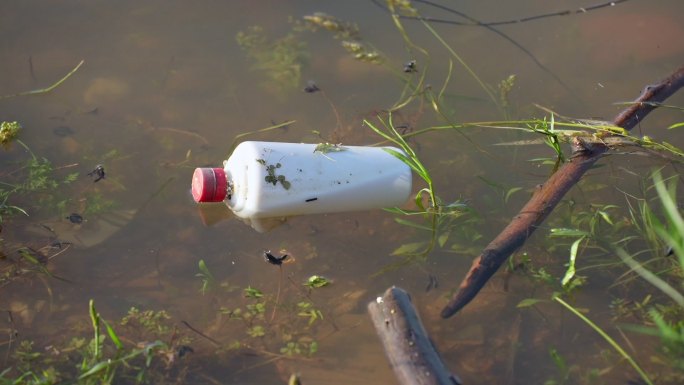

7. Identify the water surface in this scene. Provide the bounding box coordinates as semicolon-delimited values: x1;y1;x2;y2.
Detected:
2;1;684;384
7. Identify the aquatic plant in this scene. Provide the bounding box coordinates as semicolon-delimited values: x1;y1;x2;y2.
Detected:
512;169;684;383
195;258;329;362
216;284;325;359
0;121;21;146
299;12;382;65
236;25;308;93
365;113;476;270
196;259;216;294
0;301;191;384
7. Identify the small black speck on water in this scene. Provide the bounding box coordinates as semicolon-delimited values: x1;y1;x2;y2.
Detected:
303;80;320;93
403;59;417;73
66;213;83;224
264;251;288;266
87;164;106;182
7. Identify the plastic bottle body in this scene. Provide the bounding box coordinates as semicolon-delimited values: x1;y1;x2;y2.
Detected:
223;141;412;218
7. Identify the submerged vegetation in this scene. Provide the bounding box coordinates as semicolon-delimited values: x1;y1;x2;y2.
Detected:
517;170;684;385
235;11;384;96
0;127;79;227
343;2;682;383
0;301;192;384
236;25;308;93
196;259;327;361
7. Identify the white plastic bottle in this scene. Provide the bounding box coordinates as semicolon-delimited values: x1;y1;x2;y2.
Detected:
191;141;412;219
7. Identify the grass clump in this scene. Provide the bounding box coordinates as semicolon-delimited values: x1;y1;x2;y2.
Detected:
0;301;193;385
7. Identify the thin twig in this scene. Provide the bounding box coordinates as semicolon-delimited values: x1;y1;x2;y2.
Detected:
181;320;221;347
390;0;631;27
370;0;627;96
411;0;578;96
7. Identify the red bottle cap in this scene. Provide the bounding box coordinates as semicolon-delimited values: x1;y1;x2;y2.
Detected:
191;167;228;203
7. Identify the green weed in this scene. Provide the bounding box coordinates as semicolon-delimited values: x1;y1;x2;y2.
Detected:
0;301;190;384
200;260;329;361
0;121;21;146
0;144;81;222
196;259;216;294
517;169;684;382
365;114;475;265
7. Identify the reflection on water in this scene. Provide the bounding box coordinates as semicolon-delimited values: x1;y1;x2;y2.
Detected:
1;0;684;383
196;203;288;232
24;208;137;248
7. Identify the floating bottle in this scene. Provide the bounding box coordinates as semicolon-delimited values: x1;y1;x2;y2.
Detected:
191;141;412;219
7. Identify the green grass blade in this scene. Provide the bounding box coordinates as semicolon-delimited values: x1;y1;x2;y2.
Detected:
394;217;434;231
652;171;684;237
561;237;583;287
78;360;111;379
613;246;684;307
89;299;102;361
554;296;654;385
382;148;427;181
418;20;499;111
102;319;123;350
2;60;85;99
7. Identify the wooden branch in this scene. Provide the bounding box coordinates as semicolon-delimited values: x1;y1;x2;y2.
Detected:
441;65;684;319
368;286;462;385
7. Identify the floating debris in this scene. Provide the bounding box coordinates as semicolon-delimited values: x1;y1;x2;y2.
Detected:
264;250;288;266
303;80;320;93
87;164;105;182
403;60;417;73
66;213;83;224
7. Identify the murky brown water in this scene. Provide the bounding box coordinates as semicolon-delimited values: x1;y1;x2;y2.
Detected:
2;1;684;384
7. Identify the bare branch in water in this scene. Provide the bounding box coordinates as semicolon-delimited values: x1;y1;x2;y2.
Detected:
441;65;684;318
